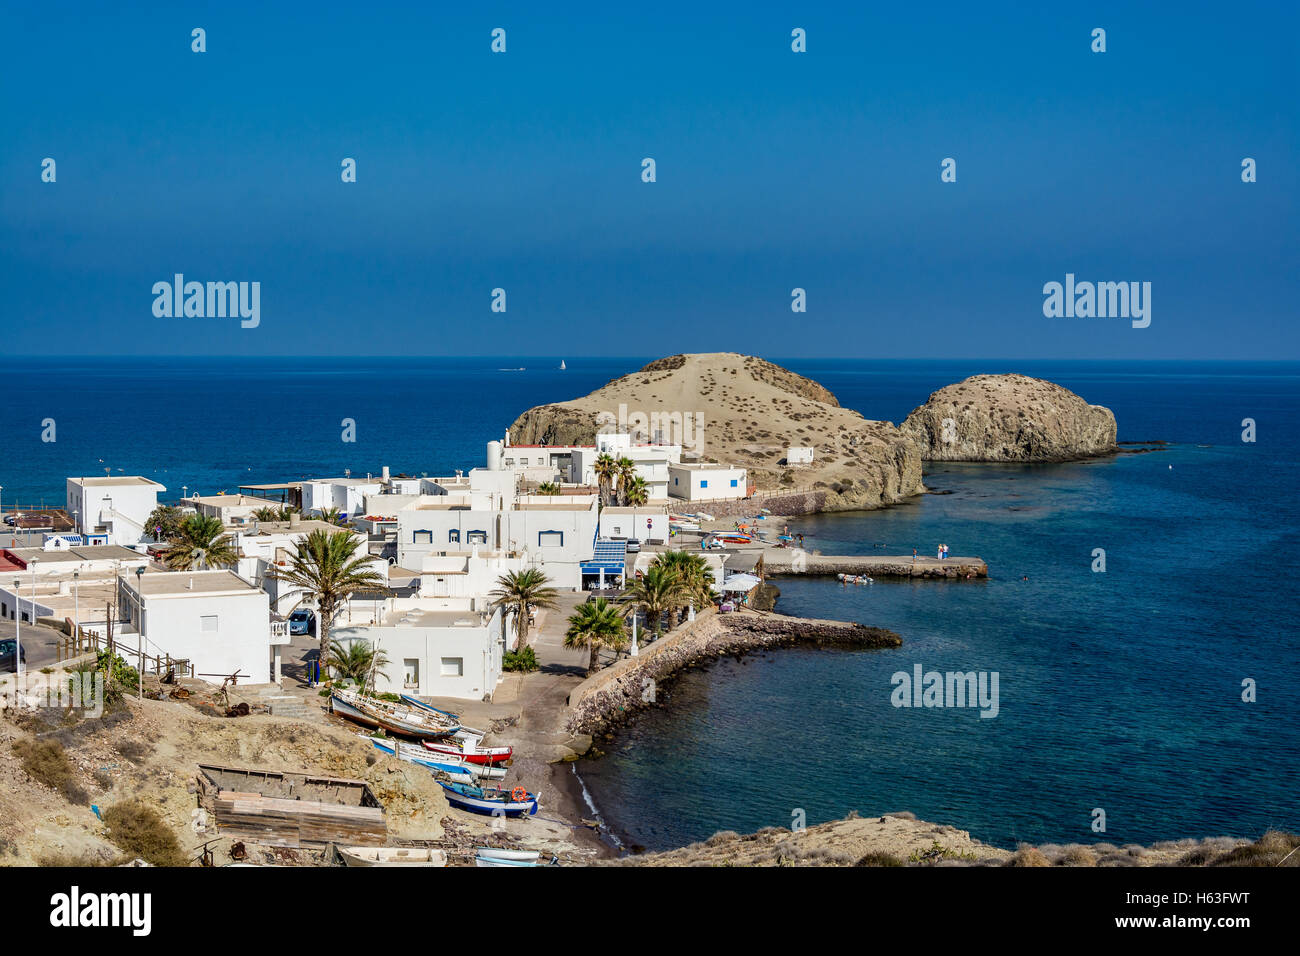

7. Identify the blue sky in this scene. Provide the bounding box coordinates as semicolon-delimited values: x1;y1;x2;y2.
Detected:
1;1;1296;359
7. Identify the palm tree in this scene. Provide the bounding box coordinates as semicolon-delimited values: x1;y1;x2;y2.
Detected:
614;457;637;506
162;515;239;570
536;481;561;496
326;639;390;692
653;550;717;626
624;475;649;507
318;506;343;525
252;505;296;522
563;598;628;675
489;568;559;651
620;564;687;639
592;454;618;506
267;529;390;680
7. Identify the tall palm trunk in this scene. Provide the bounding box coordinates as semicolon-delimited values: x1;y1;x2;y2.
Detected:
588;639;598;674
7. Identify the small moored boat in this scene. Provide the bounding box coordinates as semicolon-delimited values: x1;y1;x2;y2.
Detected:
367;736;507;782
440;781;538;817
330;690;461;739
422;735;513;765
339;846;447;867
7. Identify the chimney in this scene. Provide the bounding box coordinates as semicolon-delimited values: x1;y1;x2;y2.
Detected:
382;465;390;483
289;512;300;528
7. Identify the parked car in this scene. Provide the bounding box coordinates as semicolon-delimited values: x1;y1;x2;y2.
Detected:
0;639;26;673
288;609;316;637
624;538;642;553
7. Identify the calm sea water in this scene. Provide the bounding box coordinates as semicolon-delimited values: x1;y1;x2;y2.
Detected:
4;358;1297;849
574;361;1300;851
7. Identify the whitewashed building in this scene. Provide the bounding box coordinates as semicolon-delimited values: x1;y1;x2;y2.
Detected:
598;505;669;544
668;463;749;501
116;569;281;685
66;476;166;546
187;494;283;526
331;603;510;701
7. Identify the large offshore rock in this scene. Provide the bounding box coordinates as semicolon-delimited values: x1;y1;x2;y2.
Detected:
900;373;1117;462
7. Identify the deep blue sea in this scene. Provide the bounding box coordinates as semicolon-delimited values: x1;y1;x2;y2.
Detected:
3;358;1297;850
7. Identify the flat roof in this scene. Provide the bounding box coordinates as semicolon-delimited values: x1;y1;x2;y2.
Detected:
2;545;147;566
122;569;261;598
670;462;743;471
601;506;669;515
234;519;343;535
68;476;165;488
239;482;303;491
191;494;281;507
381;608;489;628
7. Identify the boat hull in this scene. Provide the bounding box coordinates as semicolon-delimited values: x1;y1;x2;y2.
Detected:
368;737;506;781
339;847;446;867
439;782;538;818
422;739;513;765
331;693;459;739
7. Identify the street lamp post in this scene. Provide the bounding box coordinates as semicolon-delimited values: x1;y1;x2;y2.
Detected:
73;570;80;653
12;577;21;681
134;566;145;700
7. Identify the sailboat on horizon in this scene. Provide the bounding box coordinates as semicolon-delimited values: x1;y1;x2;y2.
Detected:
559;359;566;370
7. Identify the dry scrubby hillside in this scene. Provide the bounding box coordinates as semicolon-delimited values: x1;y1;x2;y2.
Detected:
900;373;1117;462
507;353;923;510
0;697;448;867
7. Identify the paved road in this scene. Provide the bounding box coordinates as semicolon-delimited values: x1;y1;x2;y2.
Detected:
0;619;64;670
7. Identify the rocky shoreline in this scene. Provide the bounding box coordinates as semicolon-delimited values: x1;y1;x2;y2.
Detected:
565;611;900;738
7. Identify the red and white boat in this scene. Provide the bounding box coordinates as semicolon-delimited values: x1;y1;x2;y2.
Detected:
422;734;513;765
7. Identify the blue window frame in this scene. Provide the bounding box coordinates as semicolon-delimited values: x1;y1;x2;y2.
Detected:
467;530;488;545
700;479;708;489
730;478;738;487
413;530;432;544
448;529;460;543
538;530;564;548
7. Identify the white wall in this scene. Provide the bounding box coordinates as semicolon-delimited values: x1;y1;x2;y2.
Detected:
668;465;748;501
332;606;507;701
66;479;164;546
121;577;272;684
599;508;668;542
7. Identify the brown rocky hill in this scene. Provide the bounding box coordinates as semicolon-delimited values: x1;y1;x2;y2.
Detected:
900;373;1117;462
506;353;924;511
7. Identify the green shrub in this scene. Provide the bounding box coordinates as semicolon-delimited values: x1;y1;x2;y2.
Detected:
503;646;539;672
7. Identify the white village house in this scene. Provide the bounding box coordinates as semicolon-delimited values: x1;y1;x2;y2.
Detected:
66;476;166;546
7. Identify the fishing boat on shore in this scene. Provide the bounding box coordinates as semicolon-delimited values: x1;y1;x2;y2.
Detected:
422;735;513;765
366;736;507;781
837;573;873;585
330;689;461;739
399;695;487;737
475;848;556;867
439;781;538;817
339;846;447;867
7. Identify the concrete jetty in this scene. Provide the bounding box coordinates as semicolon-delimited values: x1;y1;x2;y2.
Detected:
723;549;988;579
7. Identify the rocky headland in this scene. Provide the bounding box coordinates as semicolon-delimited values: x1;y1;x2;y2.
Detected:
507;353;924;512
900;373;1118;462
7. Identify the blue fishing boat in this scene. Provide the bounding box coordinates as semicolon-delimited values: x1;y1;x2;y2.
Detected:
366;737;506;782
439;781;538;817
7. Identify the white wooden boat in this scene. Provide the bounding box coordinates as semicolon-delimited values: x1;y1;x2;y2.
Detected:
367;736;506;781
339;846;447;867
330;689;460;739
475;847;540;862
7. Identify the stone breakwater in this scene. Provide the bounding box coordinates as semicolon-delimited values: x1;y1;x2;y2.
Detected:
766;553;986;579
565;611;901;738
